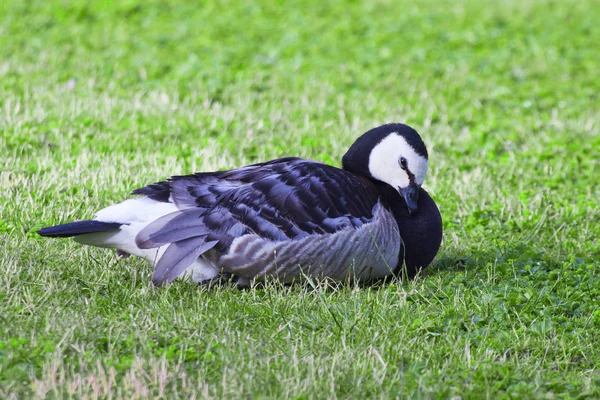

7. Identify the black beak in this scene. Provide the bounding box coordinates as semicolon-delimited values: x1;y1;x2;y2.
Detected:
399;184;419;215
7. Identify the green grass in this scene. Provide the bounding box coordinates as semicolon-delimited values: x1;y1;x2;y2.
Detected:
1;0;599;398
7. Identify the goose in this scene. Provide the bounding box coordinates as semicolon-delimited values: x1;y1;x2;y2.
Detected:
38;123;443;286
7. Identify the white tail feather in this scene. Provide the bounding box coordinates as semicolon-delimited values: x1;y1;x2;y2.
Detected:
75;197;178;263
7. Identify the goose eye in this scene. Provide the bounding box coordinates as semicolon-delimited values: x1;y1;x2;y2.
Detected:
399;157;408;170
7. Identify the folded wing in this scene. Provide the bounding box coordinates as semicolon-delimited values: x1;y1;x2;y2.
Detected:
133;158;381;285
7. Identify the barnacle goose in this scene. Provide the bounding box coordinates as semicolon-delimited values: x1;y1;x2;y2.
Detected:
38;123;442;286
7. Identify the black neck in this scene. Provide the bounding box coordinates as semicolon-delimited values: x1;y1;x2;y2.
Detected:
376;183;443;278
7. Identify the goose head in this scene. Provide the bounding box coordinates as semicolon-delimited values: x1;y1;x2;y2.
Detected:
342;123;429;215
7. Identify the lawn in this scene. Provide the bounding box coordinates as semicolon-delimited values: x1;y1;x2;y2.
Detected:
1;0;599;398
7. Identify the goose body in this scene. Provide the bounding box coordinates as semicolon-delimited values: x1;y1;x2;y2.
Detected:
38;123;443;286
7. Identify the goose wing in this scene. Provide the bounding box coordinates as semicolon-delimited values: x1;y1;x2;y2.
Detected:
133;157;382;284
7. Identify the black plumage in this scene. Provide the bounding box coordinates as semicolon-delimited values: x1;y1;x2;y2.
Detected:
381;185;443;278
37;220;123;237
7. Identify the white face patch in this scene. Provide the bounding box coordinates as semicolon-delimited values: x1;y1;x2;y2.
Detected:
368;133;428;189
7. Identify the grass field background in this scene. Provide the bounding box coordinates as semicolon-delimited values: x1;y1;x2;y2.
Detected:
1;0;599;398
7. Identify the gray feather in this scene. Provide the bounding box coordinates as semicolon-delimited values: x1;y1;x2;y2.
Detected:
136;208;206;249
152;238;218;286
205;202;400;282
